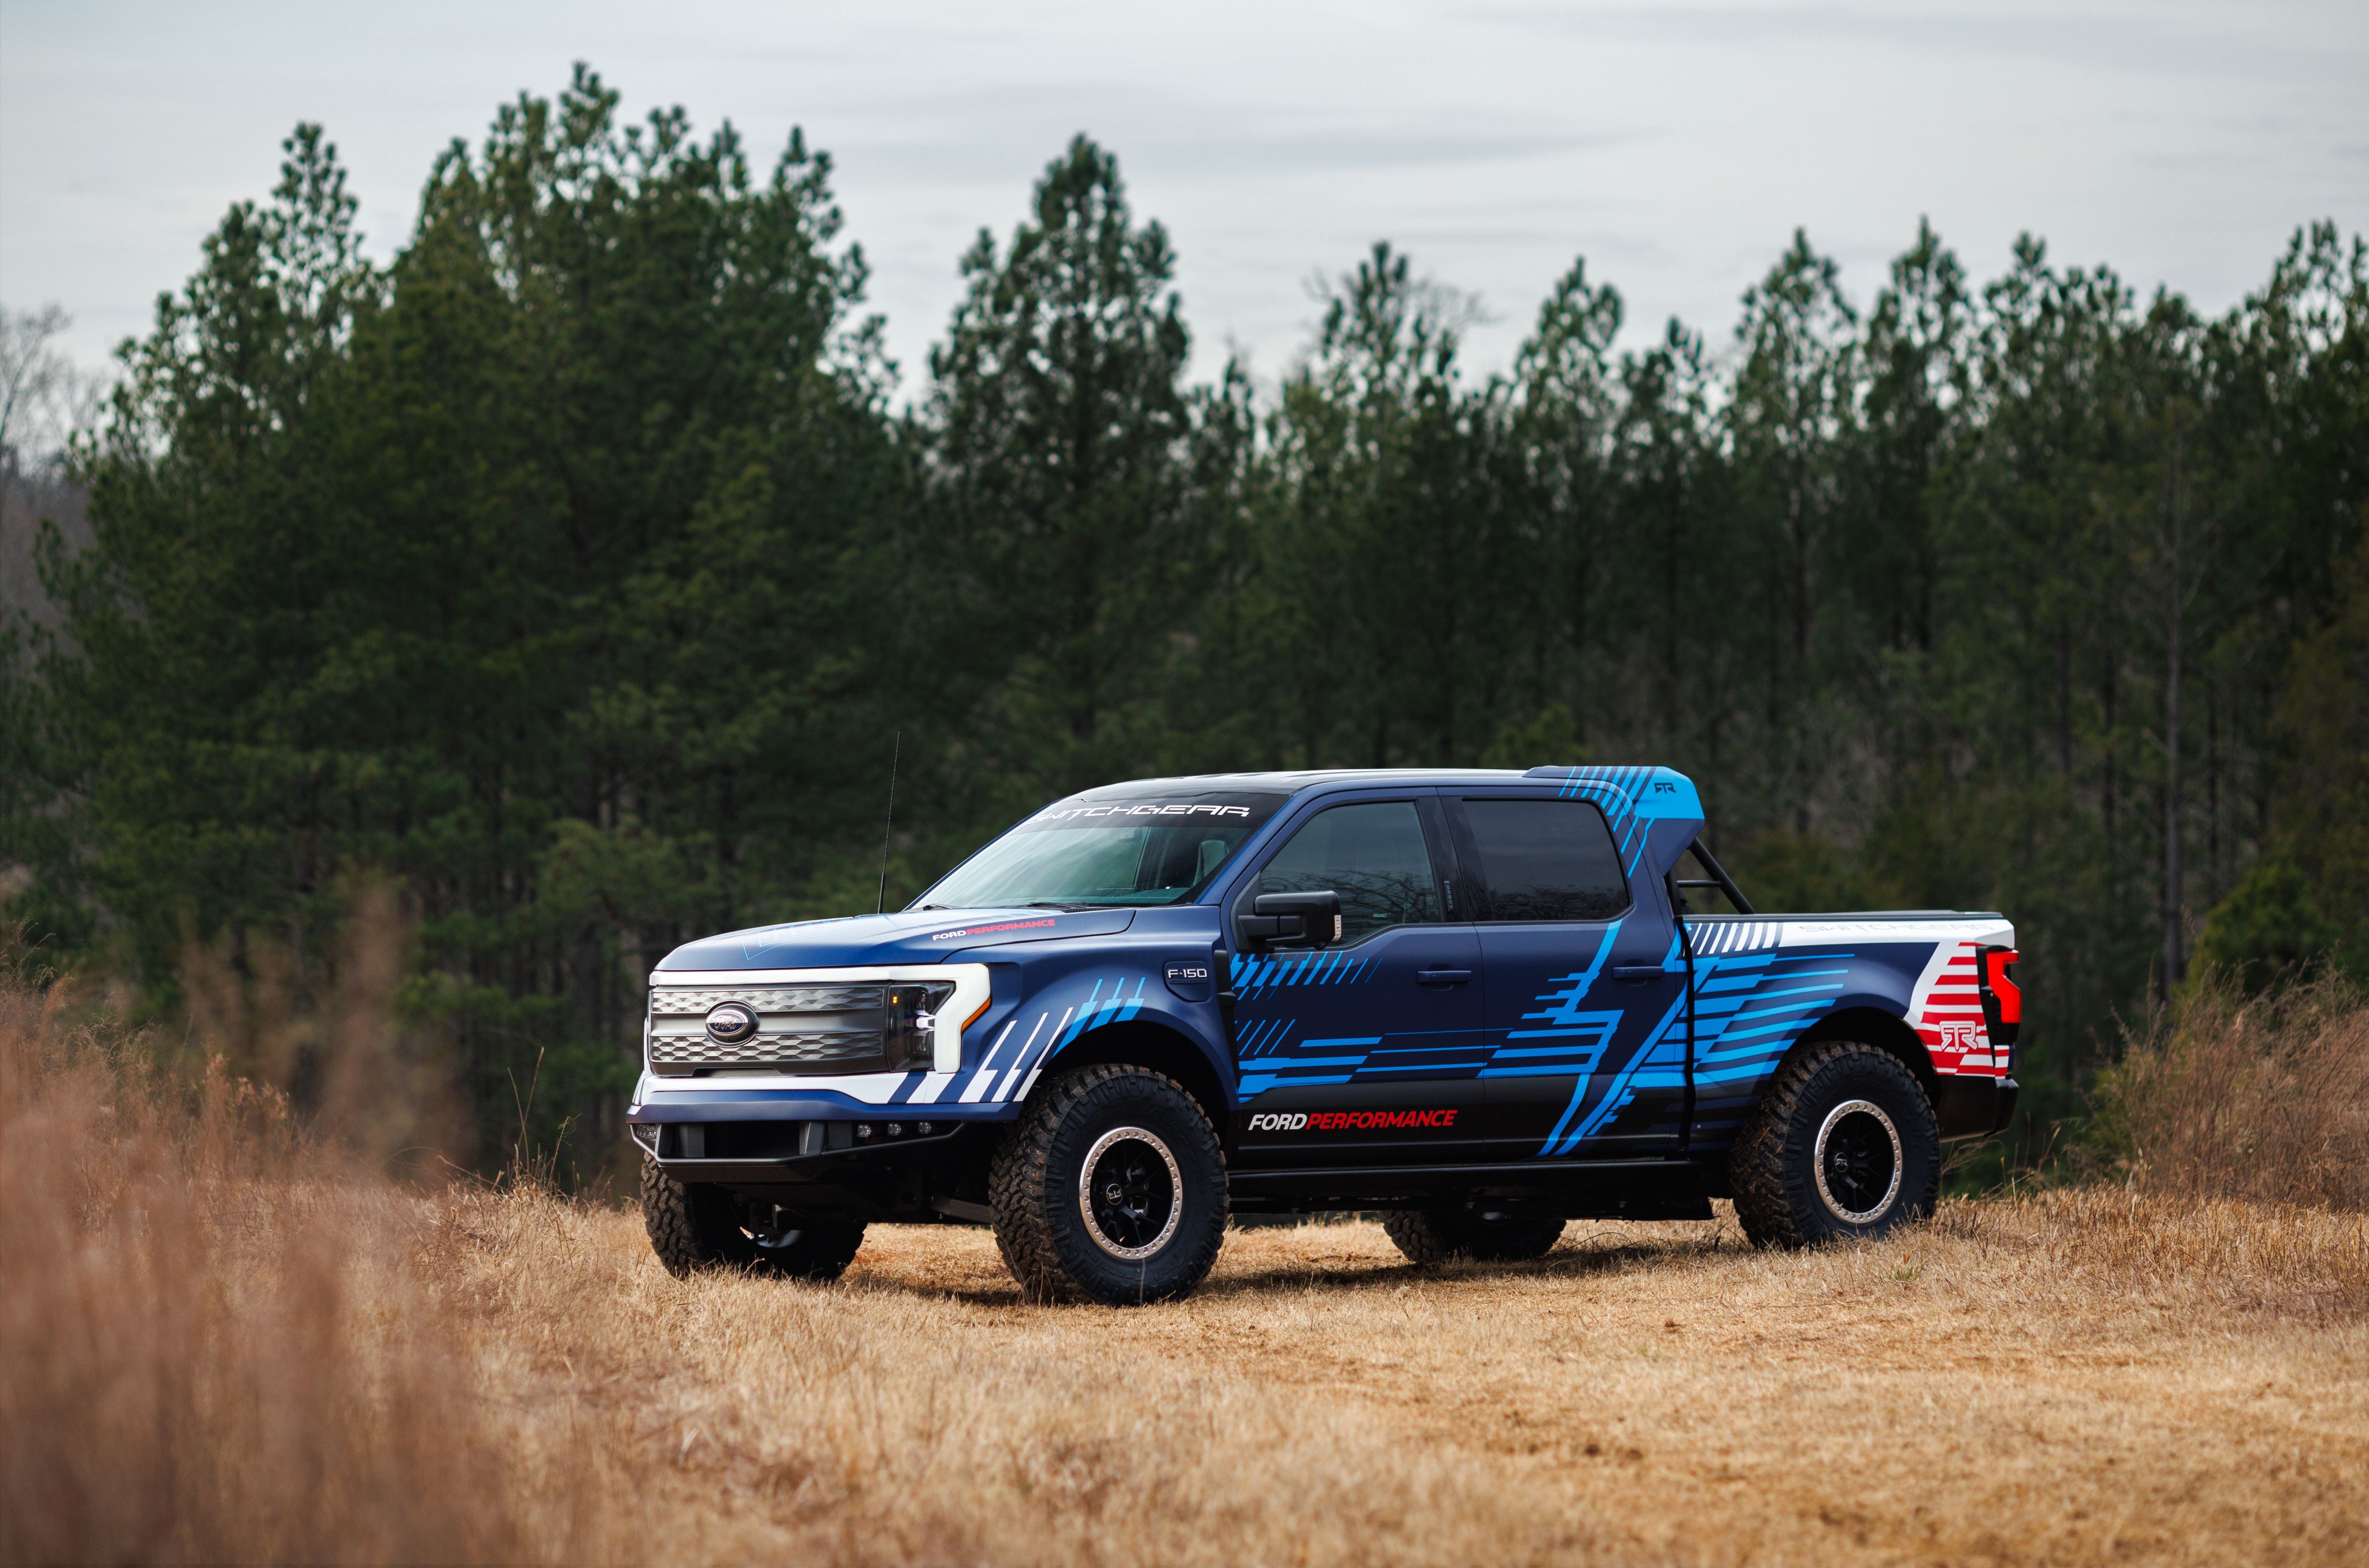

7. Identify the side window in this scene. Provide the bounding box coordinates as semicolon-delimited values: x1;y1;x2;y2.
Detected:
1459;799;1630;922
1257;801;1442;944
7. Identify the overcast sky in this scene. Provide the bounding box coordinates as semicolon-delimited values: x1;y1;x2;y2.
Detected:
3;0;2364;395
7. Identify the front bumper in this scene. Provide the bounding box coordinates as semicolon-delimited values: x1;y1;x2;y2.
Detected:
628;1114;974;1185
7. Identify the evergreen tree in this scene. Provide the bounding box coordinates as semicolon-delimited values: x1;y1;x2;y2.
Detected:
927;136;1195;798
1728;230;1860;833
38;72;901;1164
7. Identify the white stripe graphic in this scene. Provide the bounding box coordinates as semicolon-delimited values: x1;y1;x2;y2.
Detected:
958;1020;1020;1104
997;1006;1072;1101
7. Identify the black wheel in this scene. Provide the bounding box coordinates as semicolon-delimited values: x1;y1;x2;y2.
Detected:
639;1156;865;1281
988;1064;1228;1306
1730;1041;1940;1249
1382;1208;1567;1265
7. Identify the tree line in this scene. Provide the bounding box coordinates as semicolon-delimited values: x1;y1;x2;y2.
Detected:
3;68;2363;1178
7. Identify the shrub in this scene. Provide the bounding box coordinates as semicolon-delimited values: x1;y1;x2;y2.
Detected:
2089;973;2369;1210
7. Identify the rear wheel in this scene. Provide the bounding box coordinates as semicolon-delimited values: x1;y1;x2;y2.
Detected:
989;1064;1229;1305
639;1156;865;1280
1383;1208;1567;1265
1730;1041;1940;1249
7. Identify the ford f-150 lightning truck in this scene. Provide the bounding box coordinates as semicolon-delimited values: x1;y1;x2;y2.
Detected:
630;767;2021;1304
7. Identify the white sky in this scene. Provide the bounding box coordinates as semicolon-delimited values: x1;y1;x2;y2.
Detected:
3;1;2364;396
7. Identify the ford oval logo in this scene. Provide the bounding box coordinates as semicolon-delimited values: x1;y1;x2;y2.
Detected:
704;1001;760;1045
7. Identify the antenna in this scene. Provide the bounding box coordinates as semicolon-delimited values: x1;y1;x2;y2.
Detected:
874;729;902;914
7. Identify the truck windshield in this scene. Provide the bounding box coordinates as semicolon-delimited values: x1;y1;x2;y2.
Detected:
918;791;1290;909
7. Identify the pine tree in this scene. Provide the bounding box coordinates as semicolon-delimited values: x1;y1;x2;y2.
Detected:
928;136;1194;795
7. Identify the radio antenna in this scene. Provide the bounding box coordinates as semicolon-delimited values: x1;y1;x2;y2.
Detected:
874;729;901;914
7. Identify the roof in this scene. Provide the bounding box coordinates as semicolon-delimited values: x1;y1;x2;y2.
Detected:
1075;767;1575;798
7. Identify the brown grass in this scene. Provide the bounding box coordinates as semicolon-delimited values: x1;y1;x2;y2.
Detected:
2092;975;2369;1209
5;957;2367;1565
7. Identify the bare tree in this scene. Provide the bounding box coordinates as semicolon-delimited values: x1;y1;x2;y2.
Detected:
0;304;104;475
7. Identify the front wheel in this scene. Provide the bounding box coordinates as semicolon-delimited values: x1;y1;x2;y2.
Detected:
640;1156;865;1280
1730;1041;1940;1248
988;1064;1229;1305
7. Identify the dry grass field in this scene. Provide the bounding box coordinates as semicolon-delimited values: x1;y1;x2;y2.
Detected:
6;962;2368;1565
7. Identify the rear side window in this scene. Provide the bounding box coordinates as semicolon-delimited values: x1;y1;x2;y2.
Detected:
1459;799;1629;922
1258;800;1442;944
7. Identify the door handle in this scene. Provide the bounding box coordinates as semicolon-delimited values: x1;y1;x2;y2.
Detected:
1415;968;1473;984
1612;965;1663;983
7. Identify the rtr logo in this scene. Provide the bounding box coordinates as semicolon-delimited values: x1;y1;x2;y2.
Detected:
1935;1021;1985;1050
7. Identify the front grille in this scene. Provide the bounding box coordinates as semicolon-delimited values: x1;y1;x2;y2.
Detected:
650;986;884;1016
647;979;943;1077
649;1031;887;1070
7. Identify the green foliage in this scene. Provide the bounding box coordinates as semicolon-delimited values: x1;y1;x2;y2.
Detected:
24;72;905;1162
926;136;1198;803
1726;831;1907;916
5;71;2365;1182
2195;532;2369;987
2193;859;2342;992
2271;537;2369;974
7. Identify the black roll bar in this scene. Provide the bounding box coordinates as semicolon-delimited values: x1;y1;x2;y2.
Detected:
1673;838;1755;916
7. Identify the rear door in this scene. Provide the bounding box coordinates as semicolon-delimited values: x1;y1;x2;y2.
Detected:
1448;793;1691;1160
1226;794;1492;1167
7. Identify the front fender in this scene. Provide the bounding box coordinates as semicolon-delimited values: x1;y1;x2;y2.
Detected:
943;960;1233;1112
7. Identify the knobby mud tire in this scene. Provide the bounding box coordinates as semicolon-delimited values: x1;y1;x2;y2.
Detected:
1382;1209;1567;1265
639;1155;864;1281
1729;1040;1940;1249
988;1064;1228;1307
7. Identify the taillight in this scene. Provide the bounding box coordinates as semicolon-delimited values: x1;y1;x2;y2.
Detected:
1979;947;2021;1050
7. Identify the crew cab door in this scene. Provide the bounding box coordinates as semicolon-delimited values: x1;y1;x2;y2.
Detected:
1226;794;1492;1167
1446;793;1691;1160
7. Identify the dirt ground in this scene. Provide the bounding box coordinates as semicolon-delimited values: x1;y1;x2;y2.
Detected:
441;1191;2369;1566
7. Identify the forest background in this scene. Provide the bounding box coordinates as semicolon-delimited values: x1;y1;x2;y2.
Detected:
2;69;2363;1185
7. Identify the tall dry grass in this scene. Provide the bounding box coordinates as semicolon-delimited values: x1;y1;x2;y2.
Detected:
0;934;559;1564
2091;973;2369;1209
2;935;2365;1565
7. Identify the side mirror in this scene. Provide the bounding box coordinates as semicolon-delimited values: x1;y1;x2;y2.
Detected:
1240;891;1342;951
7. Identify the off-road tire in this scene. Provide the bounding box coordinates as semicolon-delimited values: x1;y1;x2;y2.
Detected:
988;1064;1228;1306
1382;1208;1567;1265
1730;1041;1940;1249
639;1156;865;1281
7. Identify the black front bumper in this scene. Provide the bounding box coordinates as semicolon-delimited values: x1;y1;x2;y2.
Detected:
633;1116;965;1182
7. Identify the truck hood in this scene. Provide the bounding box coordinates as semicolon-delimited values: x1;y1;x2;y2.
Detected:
654;907;1139;971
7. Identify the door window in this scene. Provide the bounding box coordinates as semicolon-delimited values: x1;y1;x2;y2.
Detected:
1459;799;1630;921
1257;802;1442;944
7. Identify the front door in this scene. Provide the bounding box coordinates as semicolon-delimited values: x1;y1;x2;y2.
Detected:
1228;796;1490;1167
1448;793;1692;1160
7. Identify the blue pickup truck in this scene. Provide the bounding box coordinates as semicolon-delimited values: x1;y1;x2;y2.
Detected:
630;767;2021;1304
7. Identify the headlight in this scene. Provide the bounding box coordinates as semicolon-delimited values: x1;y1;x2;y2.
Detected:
883;982;958;1067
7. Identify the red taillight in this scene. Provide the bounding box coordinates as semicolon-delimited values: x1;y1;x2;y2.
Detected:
1983;949;2021;1024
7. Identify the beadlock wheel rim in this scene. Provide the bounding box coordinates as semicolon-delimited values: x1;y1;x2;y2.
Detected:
1077;1126;1183;1260
1813;1098;1903;1224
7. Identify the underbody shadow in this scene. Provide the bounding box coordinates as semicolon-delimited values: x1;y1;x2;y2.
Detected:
846;1221;1739;1307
